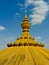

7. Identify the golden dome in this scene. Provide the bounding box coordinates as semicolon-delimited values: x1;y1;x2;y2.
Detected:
0;46;49;65
0;14;49;65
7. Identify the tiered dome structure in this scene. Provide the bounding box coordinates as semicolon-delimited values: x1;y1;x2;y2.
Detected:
0;15;49;65
7;15;44;47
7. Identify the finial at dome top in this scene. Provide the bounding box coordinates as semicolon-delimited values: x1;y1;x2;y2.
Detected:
21;14;31;31
23;14;28;21
25;14;28;18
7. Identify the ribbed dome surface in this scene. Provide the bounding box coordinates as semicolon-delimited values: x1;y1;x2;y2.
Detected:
0;46;49;65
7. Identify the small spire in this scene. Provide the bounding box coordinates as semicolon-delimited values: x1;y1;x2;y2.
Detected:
25;14;27;18
24;14;28;20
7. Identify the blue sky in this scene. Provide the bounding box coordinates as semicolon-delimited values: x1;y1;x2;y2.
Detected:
0;0;49;49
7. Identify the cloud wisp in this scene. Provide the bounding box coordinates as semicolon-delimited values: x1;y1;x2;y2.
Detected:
35;36;41;39
35;36;41;41
25;0;49;25
0;26;5;31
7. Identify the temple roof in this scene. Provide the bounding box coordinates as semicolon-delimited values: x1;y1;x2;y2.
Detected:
0;15;49;65
0;46;49;65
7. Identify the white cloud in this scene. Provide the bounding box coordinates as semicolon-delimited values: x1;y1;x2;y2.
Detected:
16;3;25;14
25;0;49;25
25;0;34;7
35;36;41;39
16;12;21;18
17;3;24;7
34;36;41;42
0;26;5;31
16;12;20;16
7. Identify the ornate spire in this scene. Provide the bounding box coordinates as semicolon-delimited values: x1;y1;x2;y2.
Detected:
23;14;28;21
7;14;44;47
21;14;31;32
25;14;27;18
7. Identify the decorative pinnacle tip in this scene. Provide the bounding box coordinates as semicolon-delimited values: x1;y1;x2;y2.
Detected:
25;14;27;18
